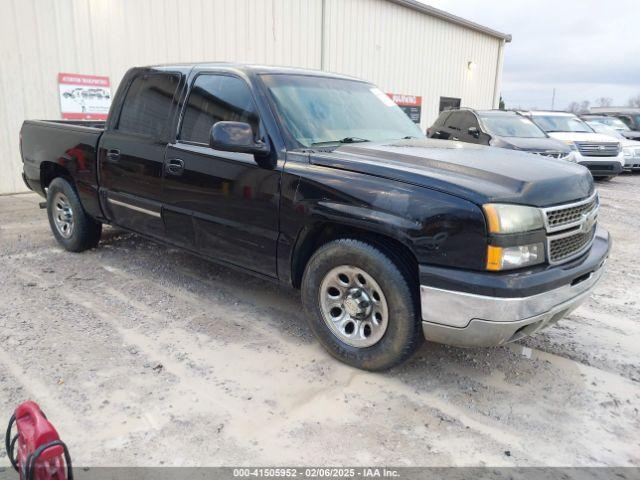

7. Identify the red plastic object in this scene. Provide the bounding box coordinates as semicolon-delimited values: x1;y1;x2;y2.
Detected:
5;401;72;480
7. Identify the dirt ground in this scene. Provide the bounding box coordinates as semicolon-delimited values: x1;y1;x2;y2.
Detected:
0;175;639;468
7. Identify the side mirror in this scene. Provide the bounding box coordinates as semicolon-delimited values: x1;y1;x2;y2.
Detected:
209;121;270;156
468;126;480;139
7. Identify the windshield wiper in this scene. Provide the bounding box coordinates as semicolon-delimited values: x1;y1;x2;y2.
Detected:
311;137;370;146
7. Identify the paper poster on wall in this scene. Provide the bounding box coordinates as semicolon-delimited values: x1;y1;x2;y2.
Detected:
58;73;111;120
387;93;422;124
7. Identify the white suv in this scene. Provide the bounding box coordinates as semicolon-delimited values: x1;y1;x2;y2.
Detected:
583;119;640;171
520;111;624;179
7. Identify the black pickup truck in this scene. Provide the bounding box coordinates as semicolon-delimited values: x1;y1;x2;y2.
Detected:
21;63;610;370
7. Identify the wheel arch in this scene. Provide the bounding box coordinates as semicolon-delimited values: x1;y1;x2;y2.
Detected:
40;161;74;191
290;221;419;293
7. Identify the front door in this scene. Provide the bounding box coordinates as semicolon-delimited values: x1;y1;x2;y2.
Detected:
162;73;280;277
98;71;181;237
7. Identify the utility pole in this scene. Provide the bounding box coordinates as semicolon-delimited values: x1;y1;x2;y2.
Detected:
551;88;556;110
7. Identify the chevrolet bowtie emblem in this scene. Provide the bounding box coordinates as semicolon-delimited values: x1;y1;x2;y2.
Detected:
581;211;597;233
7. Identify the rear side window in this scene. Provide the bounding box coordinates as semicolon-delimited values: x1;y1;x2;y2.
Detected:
434;111;451;127
446;112;464;130
180;75;259;144
117;73;180;138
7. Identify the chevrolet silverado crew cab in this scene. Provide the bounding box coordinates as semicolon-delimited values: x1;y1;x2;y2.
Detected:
521;110;625;179
20;64;610;371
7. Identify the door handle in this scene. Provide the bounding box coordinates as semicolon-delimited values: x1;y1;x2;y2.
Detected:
105;149;120;162
166;158;185;175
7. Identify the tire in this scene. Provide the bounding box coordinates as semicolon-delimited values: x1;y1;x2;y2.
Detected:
47;177;102;252
301;238;422;371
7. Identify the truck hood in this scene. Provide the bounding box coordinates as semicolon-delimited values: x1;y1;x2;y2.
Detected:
546;131;621;143
310;138;594;207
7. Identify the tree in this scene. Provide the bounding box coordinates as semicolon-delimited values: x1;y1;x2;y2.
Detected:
628;94;640;108
499;95;505;110
595;97;613;107
566;100;590;114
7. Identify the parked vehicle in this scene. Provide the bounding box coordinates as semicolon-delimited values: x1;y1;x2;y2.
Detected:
427;109;574;160
583;120;640;171
20;64;610;370
581;114;640;141
590;107;640;132
521;111;624;179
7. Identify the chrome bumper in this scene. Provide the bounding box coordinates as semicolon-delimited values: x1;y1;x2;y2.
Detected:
421;262;605;347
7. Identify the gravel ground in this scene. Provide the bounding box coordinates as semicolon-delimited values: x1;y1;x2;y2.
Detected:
0;175;638;467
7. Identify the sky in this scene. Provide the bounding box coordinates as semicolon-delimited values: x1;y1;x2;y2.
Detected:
423;0;640;110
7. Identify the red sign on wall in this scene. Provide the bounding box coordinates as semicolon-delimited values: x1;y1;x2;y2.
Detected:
387;93;422;124
58;73;111;120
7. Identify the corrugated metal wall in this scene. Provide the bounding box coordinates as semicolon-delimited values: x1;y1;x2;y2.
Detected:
324;0;504;123
0;0;504;194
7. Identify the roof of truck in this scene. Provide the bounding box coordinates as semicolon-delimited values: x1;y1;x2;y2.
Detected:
146;62;365;81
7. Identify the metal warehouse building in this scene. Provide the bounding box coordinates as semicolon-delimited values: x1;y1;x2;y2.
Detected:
0;0;510;195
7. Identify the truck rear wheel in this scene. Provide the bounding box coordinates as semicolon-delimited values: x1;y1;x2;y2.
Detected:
301;239;422;371
47;177;102;252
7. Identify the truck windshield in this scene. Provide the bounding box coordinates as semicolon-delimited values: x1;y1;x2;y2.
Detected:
531;115;593;133
479;114;546;138
261;74;423;147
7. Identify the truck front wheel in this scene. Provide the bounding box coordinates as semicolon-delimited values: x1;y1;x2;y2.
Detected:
47;177;102;252
301;239;422;371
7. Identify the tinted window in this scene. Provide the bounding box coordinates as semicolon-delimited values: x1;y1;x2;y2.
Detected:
446;112;471;130
117;73;179;137
180;75;259;144
463;112;479;129
434;111;452;127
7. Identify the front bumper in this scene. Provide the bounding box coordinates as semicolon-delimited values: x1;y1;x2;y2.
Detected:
420;228;610;347
623;155;640;171
575;154;624;177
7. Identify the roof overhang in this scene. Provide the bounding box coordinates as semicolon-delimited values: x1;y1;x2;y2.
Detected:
386;0;512;42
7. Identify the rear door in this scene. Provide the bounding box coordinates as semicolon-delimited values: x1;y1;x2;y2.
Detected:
162;73;280;277
429;111;452;138
441;111;463;140
98;70;182;237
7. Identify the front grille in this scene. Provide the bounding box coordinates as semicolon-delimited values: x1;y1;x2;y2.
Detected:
543;194;598;231
575;142;619;157
549;226;596;263
542;192;599;264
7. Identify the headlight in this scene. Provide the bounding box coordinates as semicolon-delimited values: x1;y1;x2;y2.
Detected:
483;203;545;271
623;146;633;158
483;204;544;234
486;243;544;271
562;141;578;151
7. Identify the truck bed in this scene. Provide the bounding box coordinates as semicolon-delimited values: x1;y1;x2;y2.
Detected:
20;119;105;219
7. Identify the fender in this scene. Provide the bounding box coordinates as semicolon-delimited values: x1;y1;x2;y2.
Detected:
278;162;488;287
